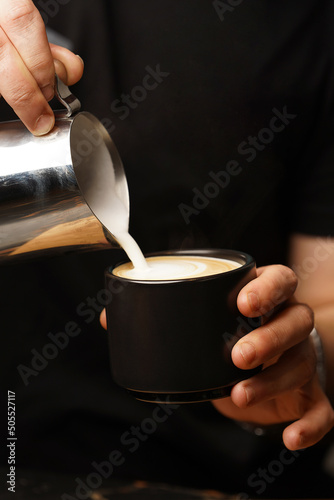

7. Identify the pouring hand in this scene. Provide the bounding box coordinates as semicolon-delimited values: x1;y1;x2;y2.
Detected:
0;0;83;135
212;265;334;450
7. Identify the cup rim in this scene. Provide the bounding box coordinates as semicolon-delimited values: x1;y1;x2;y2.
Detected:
105;248;255;284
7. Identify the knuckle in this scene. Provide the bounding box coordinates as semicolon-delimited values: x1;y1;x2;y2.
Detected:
285;266;298;290
277;264;298;291
26;55;55;84
265;323;282;351
3;1;36;27
10;86;37;109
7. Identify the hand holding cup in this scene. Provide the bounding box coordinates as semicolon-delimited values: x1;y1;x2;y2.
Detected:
101;258;334;450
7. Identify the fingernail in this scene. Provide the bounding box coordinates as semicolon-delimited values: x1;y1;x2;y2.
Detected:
238;342;256;365
247;291;260;312
41;84;55;102
34;114;54;136
76;54;84;66
244;385;255;405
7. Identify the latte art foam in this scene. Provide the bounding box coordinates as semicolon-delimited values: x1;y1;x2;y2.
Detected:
112;255;241;281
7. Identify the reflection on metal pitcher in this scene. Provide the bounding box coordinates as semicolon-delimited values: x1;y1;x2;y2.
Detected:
0;77;129;262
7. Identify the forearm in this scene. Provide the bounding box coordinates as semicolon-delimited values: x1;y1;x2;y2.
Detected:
288;233;334;404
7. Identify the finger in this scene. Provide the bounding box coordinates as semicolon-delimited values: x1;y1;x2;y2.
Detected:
283;387;334;450
237;265;298;318
50;44;84;86
0;0;55;99
100;309;107;330
231;339;316;409
54;59;68;87
0;26;54;135
212;392;287;425
232;302;314;370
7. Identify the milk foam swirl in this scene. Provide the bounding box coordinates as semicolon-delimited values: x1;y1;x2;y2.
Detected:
112;255;241;280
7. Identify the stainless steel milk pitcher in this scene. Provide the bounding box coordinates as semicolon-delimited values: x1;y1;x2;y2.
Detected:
0;76;129;262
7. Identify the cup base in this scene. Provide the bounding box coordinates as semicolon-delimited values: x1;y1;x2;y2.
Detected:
126;385;234;404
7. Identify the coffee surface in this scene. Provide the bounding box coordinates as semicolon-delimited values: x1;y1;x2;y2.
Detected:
112;255;241;280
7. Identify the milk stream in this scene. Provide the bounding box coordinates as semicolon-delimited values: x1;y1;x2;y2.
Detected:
114;231;148;270
100;183;148;271
103;192;240;280
106;193;241;280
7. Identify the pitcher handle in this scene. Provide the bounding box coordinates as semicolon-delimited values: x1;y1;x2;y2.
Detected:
54;74;81;117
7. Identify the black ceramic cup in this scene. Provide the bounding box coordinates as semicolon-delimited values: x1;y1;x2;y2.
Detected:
105;249;260;403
